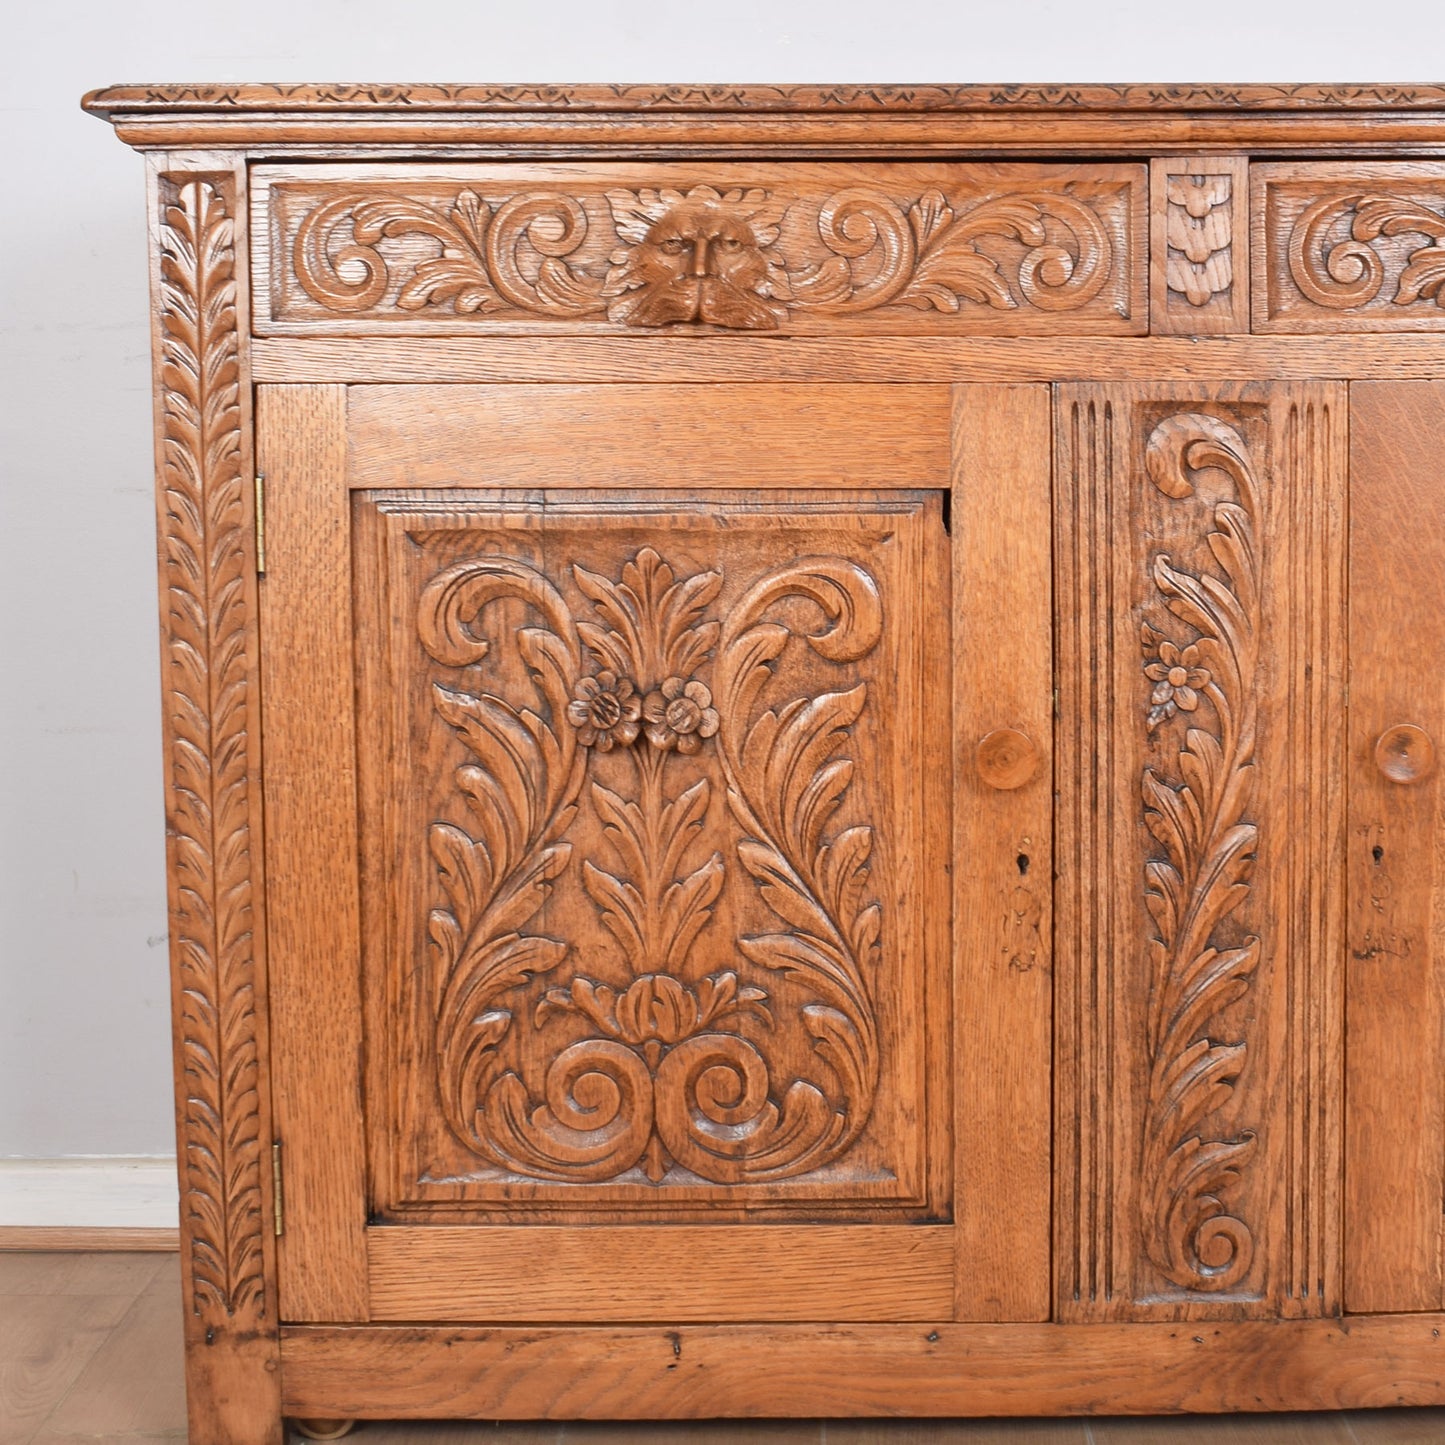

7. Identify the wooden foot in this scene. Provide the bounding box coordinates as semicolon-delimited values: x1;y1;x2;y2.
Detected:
292;1422;357;1441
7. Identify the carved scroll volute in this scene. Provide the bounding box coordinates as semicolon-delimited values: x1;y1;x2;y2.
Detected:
154;159;282;1441
271;167;1138;333
1256;166;1445;331
1138;412;1263;1294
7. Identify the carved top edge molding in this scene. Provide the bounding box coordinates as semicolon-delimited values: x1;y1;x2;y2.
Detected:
84;82;1445;117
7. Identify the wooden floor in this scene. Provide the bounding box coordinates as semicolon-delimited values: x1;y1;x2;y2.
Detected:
5;1253;1445;1444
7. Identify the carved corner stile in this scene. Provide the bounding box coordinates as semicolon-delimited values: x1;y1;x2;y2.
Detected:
149;154;282;1444
1150;157;1250;335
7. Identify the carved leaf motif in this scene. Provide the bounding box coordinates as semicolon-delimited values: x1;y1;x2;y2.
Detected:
1288;191;1445;311
419;546;889;1187
157;175;266;1320
294;189;606;317
710;560;886;1177
1138;413;1263;1294
574;548;721;684
1164;175;1233;308
582;768;724;974
288;181;1119;327
417;561;587;1156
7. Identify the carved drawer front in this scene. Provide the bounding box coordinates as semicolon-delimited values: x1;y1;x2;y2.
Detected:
1253;163;1445;332
352;489;950;1223
252;161;1146;336
1055;383;1347;1322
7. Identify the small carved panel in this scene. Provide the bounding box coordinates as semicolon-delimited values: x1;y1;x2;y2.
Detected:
254;162;1146;336
1254;163;1445;332
1150;157;1249;334
1055;383;1345;1321
354;492;948;1221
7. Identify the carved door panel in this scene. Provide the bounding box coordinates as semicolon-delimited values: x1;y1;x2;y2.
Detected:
258;381;1051;1326
1345;382;1445;1313
1055;383;1347;1321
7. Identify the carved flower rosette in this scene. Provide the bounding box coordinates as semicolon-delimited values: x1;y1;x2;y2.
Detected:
413;543;889;1190
265;167;1136;333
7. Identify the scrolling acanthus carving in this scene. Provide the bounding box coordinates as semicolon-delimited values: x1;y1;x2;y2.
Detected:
157;175;267;1318
416;547;883;1184
1137;413;1262;1294
1288;192;1445;310
292;182;1112;328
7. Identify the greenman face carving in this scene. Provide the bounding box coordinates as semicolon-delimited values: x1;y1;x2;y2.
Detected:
603;186;792;329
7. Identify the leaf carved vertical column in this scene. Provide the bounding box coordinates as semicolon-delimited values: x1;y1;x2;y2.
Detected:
1056;382;1345;1322
150;159;281;1443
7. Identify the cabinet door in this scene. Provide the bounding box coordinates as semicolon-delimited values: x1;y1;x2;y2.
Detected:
256;381;1053;1325
1345;381;1445;1313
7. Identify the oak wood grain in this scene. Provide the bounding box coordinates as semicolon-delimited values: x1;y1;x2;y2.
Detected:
256;384;368;1323
252;162;1144;338
1149;157;1250;336
368;1226;955;1322
951;386;1052;1323
147;153;282;1445
1055;382;1345;1322
346;384;948;491
278;1315;1445;1419
253;334;1445;387
1345;381;1445;1314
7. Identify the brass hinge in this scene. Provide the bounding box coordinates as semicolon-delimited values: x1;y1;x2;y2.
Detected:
254;474;267;577
272;1140;284;1237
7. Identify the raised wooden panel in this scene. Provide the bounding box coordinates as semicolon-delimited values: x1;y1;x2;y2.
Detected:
253;162;1146;337
1346;381;1445;1314
1055;382;1346;1321
1150;156;1249;335
367;1225;954;1322
1254;163;1445;333
352;488;950;1222
345;384;948;491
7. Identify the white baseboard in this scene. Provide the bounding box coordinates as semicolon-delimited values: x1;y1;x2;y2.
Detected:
0;1157;178;1229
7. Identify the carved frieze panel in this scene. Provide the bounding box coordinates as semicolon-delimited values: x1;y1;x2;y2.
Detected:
253;162;1146;336
1254;163;1445;332
1150;157;1249;335
353;492;948;1221
1055;383;1345;1322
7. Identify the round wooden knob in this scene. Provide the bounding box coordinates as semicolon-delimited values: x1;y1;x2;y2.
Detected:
1374;724;1437;785
976;728;1040;790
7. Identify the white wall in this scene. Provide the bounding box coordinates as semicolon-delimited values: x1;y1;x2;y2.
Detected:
3;1;1443;1164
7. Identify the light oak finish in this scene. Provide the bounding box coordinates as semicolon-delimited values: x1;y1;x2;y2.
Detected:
1150;156;1250;335
253;161;1145;337
951;386;1053;1323
255;384;369;1323
252;333;1445;385
1345;382;1445;1315
1054;383;1346;1322
279;1315;1445;1419
87;84;1445;1440
345;383;949;489
367;1225;956;1321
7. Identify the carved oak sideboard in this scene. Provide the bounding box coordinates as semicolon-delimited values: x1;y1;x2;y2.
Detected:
84;83;1445;1441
